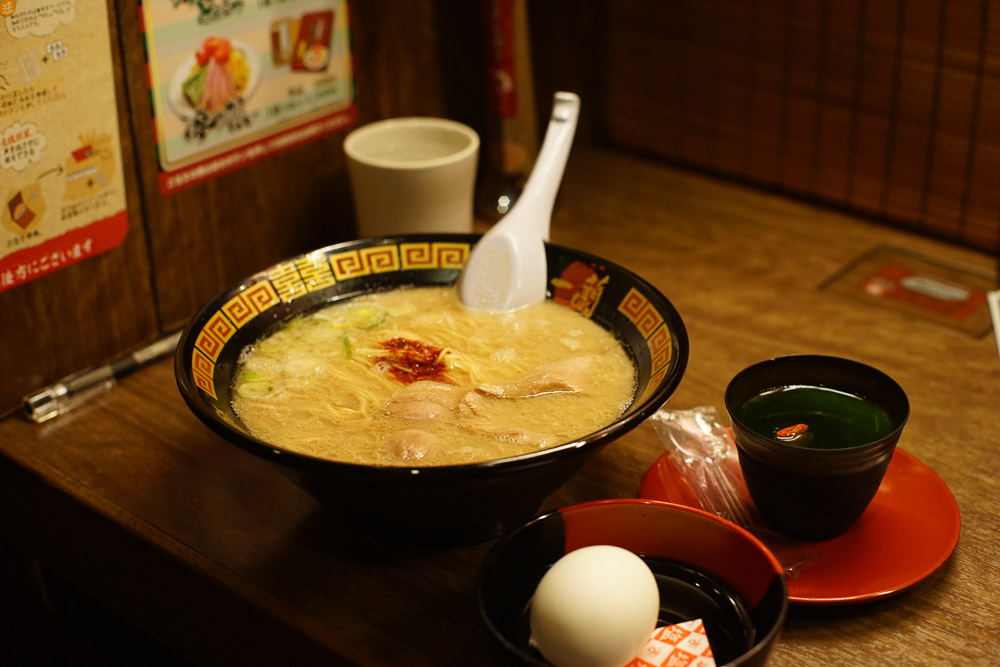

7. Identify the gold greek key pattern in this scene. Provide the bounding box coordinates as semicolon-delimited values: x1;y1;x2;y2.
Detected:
636;363;671;405
222;293;256;328
243;280;281;311
205;311;236;342
399;241;470;269
648;323;673;370
328;250;367;279
436;242;469;268
616;286;676;400
329;245;403;279
193;281;279;400
194;312;233;363
225;282;281;327
618;287;665;338
191;348;217;399
361;246;400;272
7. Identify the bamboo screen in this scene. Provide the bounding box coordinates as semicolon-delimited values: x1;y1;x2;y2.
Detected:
600;0;999;253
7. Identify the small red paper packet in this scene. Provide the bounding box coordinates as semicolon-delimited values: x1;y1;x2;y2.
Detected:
625;619;716;667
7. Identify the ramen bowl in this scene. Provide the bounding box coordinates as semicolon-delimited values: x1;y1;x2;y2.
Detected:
477;499;788;665
175;234;687;548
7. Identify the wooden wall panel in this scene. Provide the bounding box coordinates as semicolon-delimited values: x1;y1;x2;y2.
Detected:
883;0;936;224
713;0;754;176
747;3;788;186
678;5;717;168
600;3;676;154
964;5;1000;250
932;0;980;227
814;0;861;202
925;0;978;239
848;1;898;216
532;0;1000;254
782;0;823;194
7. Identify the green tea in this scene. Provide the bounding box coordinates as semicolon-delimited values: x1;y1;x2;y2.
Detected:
738;385;895;449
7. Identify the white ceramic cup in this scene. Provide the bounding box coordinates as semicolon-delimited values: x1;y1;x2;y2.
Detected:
343;117;480;237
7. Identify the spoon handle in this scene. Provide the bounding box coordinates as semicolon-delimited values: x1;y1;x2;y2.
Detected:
506;92;580;241
458;92;580;312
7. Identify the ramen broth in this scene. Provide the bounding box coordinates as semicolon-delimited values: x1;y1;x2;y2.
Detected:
232;286;636;466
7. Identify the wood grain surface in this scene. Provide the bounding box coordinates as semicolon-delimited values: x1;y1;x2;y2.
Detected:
1;147;997;665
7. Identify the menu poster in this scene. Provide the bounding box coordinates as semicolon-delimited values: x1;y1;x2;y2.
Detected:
142;0;356;194
0;0;130;293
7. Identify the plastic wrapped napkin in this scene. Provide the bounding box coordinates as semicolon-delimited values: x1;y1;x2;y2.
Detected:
650;406;818;578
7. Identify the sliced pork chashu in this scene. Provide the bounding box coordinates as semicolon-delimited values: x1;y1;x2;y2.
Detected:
474;354;597;399
457;391;562;448
383;381;465;422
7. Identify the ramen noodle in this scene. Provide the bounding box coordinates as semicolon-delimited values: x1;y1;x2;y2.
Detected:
232;286;636;466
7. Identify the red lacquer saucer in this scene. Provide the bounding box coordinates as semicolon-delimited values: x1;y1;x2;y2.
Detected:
638;447;961;605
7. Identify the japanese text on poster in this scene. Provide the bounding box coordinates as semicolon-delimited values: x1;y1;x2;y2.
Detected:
0;0;129;293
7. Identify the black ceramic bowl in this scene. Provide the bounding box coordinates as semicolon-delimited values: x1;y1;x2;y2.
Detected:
725;354;910;542
175;234;687;548
477;499;788;666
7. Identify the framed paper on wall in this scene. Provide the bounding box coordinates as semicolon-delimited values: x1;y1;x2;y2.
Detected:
141;0;356;194
0;0;129;292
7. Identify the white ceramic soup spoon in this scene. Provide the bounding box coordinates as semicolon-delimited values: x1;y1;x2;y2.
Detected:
458;91;580;311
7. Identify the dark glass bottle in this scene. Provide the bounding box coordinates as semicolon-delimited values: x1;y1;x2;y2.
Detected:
476;0;539;222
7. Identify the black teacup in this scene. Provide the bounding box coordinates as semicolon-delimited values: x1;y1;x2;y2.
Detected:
725;355;909;542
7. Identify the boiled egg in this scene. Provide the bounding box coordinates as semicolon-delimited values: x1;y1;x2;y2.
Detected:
529;544;660;667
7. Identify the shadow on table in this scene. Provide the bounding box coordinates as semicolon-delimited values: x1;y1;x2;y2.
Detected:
0;538;193;667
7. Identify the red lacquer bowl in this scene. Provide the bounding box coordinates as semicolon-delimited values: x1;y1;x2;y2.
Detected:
477;499;788;666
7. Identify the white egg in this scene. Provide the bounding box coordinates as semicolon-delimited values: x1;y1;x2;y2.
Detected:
529;545;660;667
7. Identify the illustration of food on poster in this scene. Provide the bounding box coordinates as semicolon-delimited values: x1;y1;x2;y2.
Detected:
142;0;356;194
0;0;129;293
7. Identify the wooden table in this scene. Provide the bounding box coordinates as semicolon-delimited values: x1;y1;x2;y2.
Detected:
2;148;998;665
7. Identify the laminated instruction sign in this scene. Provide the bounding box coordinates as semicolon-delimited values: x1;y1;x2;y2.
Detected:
0;0;129;293
142;0;356;194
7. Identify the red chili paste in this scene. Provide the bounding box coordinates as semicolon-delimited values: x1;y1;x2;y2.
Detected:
377;338;451;384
